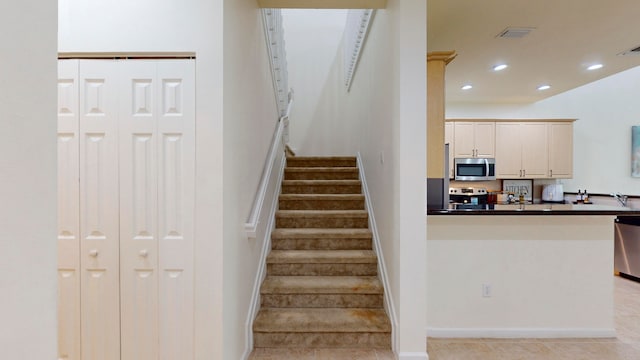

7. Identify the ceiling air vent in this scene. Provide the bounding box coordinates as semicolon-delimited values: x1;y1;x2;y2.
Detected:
496;27;535;39
619;45;640;56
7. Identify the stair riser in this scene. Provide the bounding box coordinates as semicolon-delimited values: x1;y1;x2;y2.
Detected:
279;199;365;210
254;332;391;349
267;263;377;276
271;239;372;250
261;294;383;308
286;159;357;167
276;217;369;229
284;171;359;181
281;185;361;194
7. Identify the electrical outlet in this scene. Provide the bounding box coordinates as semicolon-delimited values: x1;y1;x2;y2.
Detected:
482;283;492;297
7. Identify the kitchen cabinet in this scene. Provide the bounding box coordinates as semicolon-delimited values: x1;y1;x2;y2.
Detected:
495;122;548;178
548;122;573;178
453;121;495;158
444;121;455;178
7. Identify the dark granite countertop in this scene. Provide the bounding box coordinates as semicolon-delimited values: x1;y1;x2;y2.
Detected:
428;203;640;216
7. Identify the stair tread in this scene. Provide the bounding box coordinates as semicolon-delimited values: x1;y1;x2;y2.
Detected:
267;250;376;264
285;167;358;172
253;308;390;333
279;194;364;200
276;210;368;217
261;276;383;294
272;228;372;239
283;180;361;185
288;156;357;161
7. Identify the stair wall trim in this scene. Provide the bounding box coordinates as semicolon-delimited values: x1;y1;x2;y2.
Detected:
242;154;286;360
244;117;287;240
357;152;399;353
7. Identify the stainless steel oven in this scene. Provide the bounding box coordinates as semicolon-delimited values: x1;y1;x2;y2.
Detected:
454;158;496;181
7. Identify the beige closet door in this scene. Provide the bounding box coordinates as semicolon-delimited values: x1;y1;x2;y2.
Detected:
79;60;121;360
57;59;81;360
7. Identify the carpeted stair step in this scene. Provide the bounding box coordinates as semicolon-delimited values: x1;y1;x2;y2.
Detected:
284;167;360;180
276;210;368;229
286;156;357;168
260;276;383;308
267;250;377;276
271;228;373;250
281;180;361;194
253;308;391;348
279;194;365;210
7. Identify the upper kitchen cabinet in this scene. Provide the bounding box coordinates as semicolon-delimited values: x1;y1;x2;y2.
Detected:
495;122;548;178
452;121;495;158
548;122;574;178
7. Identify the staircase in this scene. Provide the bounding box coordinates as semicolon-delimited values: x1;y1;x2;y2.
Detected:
253;156;391;349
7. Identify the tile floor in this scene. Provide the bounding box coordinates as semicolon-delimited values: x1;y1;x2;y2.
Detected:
249;275;640;359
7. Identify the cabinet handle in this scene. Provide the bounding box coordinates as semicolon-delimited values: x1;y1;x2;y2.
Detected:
89;249;99;257
519;169;522;177
139;249;149;258
550;169;553;177
523;169;526;177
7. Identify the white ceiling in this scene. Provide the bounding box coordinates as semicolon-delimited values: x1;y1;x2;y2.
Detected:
428;0;640;104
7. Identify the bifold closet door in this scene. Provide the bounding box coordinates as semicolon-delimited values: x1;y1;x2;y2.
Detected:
58;59;195;360
57;59;81;360
119;60;195;360
79;60;121;360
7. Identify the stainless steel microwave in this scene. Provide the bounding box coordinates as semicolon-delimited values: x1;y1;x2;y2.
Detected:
454;158;496;181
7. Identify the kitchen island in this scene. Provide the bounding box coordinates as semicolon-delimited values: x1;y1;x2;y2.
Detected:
426;205;640;339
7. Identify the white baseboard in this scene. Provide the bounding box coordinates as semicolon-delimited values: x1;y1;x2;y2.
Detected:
398;352;429;360
427;327;617;339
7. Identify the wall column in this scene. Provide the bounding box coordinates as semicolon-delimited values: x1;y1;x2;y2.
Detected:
426;51;456;178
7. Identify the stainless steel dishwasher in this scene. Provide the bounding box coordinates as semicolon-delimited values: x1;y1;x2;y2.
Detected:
614;216;640;279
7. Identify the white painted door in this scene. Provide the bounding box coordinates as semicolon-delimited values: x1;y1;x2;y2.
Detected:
79;60;121;360
119;60;195;360
57;59;81;360
58;59;195;360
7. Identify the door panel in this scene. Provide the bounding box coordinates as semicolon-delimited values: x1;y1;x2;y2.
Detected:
120;61;159;360
79;60;120;360
157;60;195;360
57;59;81;360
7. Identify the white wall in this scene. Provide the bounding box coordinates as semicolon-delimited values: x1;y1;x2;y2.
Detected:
59;0;226;358
0;1;57;358
447;65;640;197
283;9;349;155
222;1;280;359
281;1;427;357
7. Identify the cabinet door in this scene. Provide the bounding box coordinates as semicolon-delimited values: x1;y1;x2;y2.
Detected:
548;122;573;178
495;122;522;178
474;122;495;157
521;123;548;178
453;122;475;157
444;122;454;178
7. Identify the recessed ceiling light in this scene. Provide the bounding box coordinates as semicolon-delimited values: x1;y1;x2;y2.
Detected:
537;85;551;91
493;64;508;71
587;64;603;71
461;84;473;90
